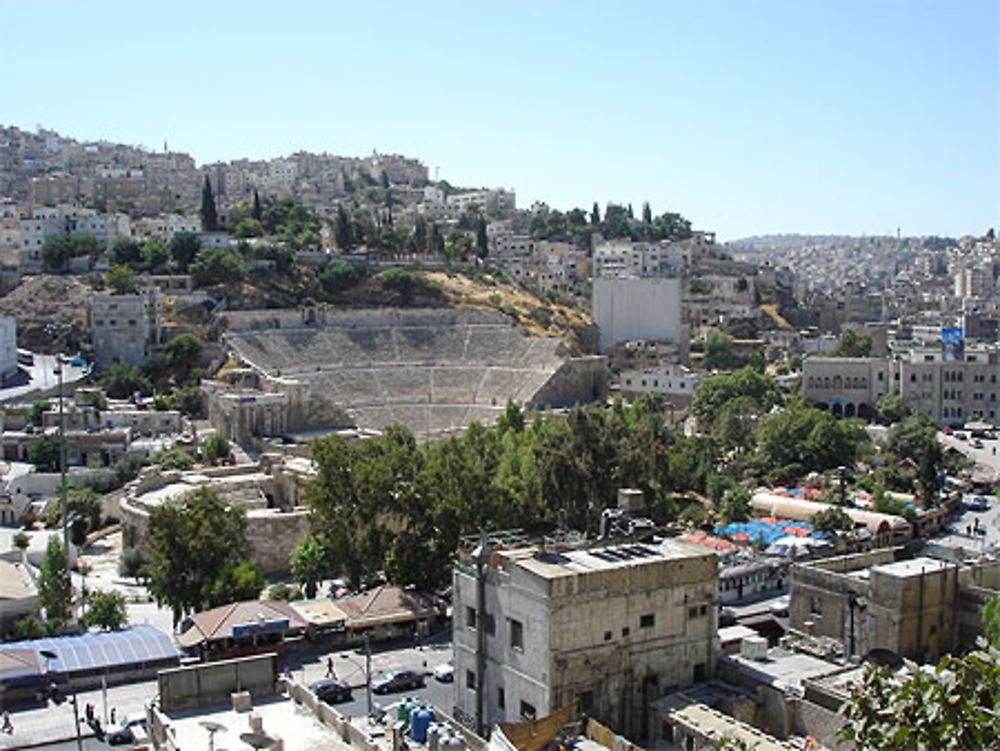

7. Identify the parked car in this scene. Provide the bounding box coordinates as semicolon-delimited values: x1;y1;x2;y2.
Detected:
433;661;454;683
107;714;147;746
973;439;985;449
966;496;990;512
372;669;425;694
309;678;353;704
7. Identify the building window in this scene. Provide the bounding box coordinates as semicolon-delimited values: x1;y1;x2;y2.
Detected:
693;663;706;682
622;626;630;637
466;670;476;689
578;691;594;713
498;688;505;710
604;630;612;641
810;597;823;616
520;701;536;720
640;613;655;628
466;606;477;629
510;618;523;650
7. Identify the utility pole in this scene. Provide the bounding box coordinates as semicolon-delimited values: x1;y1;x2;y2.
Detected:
365;632;372;719
56;357;68;554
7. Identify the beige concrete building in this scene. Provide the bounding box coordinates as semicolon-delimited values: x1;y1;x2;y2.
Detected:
453;535;719;740
789;549;974;662
803;345;1000;425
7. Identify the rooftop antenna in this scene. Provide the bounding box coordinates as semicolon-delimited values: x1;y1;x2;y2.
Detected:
164;139;168;153
435;166;440;181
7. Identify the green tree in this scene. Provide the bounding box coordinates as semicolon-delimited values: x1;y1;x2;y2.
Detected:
268;582;302;602
82;590;128;631
829;328;872;358
810;506;853;533
30;399;51;426
105;264;137;294
334;204;354;250
141;240;170;271
641;201;652;225
476;217;488;258
983;593;1000;647
190;247;243;286
692;366;779;425
99;360;153;398
144;487;261;625
165;333;202;367
70;234;102;258
202;433;231;464
109;238;143;268
28;434;61;473
753;397;868;484
717;487;750;523
319;259;359;292
590;202;601;225
200;175;218;231
12;530;30;553
876;393;909;425
41;235;73;272
838;644;1000;749
169;232;201;271
702;328;736;370
11;616;46;640
150;446;194;471
38;537;72;631
290;537;327;599
119;546;147;580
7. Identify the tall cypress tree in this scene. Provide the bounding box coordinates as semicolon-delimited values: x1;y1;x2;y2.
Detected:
642;201;652;225
591;202;601;225
201;175;218;231
334;204;353;250
251;189;262;221
476;217;488;259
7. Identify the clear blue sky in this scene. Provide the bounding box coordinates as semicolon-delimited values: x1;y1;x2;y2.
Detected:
1;1;997;240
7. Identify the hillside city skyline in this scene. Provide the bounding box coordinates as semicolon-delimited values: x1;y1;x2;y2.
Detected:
1;2;996;240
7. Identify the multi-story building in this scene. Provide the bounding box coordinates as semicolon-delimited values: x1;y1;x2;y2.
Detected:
803;344;1000;424
0;317;16;382
87;288;161;367
619;363;704;407
452;528;718;739
789;549;1000;663
593;277;684;353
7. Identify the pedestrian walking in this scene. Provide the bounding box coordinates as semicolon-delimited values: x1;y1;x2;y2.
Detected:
2;712;13;734
110;707;116;724
326;657;335;678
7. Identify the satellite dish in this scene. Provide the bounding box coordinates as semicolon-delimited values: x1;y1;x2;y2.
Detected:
201;720;227;751
240;732;277;751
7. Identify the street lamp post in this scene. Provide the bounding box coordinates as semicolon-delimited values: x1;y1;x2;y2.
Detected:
38;649;83;751
340;637;373;718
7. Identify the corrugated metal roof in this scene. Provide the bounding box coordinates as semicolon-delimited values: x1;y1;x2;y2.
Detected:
0;624;178;674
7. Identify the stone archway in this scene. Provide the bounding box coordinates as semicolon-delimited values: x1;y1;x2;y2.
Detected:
832;402;844;418
858;402;873;421
845;403;856;418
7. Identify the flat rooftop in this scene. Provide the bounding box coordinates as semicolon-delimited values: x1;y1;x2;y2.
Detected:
872;556;953;578
502;538;711;579
723;648;841;693
166;696;347;751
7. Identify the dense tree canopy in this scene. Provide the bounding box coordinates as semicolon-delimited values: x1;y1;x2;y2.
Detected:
839;645;1000;749
144;487;264;625
306;397;693;591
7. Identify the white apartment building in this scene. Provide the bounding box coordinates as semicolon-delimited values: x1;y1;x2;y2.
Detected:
453;535;718;739
619;363;704;406
87;288;162;367
133;214;201;243
593;240;693;279
445;188;516;215
71;211;131;249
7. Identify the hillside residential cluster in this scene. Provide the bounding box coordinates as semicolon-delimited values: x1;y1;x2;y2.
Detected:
0;123;998;751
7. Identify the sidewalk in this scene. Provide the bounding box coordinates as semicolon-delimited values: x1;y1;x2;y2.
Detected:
0;678;156;750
